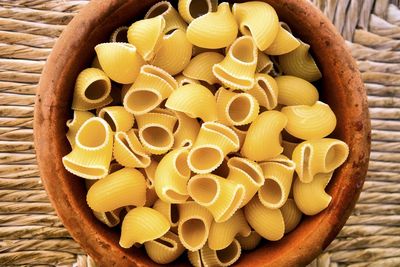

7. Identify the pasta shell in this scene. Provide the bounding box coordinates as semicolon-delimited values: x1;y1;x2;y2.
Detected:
247;73;279;110
264;26;300;55
66;111;95;148
174;74;201;86
183;52;224;85
144;231;185;264
199;239;241;267
98;106;134;132
172;111;201;149
256;51;273;73
145;1;187;33
113;130;151;168
236;231;262;251
178;0;215;23
109;26;128;43
275;75;319;106
280;198;302;233
153;199;180;229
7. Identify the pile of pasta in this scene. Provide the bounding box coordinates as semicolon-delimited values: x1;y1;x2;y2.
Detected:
62;0;350;266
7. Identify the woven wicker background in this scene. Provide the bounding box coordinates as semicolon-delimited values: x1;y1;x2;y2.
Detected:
0;0;399;266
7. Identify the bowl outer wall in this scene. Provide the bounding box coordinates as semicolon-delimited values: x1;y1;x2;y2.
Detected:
34;0;371;266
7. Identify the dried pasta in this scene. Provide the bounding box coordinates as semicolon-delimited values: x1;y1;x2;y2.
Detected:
183;52;224;85
236;231;262;251
153;199;180;230
178;0;215;23
113;130;151;168
66;111;94;148
275;75;319;106
110;26;128;43
173;111;201;149
175;74;201;86
256;51;273;73
281;198;302;233
230;125;248;149
98;106;134;132
199;239;241;267
247;73;278;110
144;231;186;264
144;1;187;33
264;26;300;55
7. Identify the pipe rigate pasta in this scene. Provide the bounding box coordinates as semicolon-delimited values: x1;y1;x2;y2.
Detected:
113;130;151;168
144;231;186;264
264;26;300;55
98;106;134;132
275;75;319;106
183;52;224;85
247;73;279;110
110;26;128;43
280;198;302;233
256;51;273;73
153;199;180;231
236;231;262;251
66;111;95;148
172;111;201;149
174;74;201;86
200;239;241;267
230;125;248;149
144;1;187;33
178;0;215;23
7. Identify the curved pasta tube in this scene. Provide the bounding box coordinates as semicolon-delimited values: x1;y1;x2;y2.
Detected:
292;138;349;183
281;198;302;233
174;74;201;86
232;1;279;51
216;87;260;126
281;101;337;140
264;26;300;55
208;209;251;250
188;174;245;223
144;231;185;264
123;65;178;115
178;0;214;23
293;172;333;215
188;122;240;174
98;106;134;132
165;84;217;122
172;111;201;149
120;207;170;247
183;52;224;85
236;231;262;251
151;29;193;75
127;16;165;61
110;26;128;43
66;111;94;148
279;40;322;82
213;36;258;90
144;1;187;33
154;148;191;203
256;51;273;73
62;118;113;179
113;130;151;168
226;157;264;207
244;197;285;241
153;199;180;229
200;239;241;267
275;75;319;106
230;125;247;149
247;73;278;110
71;68;112;111
95;43;145;84
282;140;298;158
86;168;146;212
241;111;287;161
178;201;213;251
186;2;238;49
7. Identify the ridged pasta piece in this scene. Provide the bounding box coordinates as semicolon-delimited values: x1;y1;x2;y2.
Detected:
213;36;258;90
178;0;214;23
279;40;322;82
281;101;337;140
172;111;201;149
141;160;159;207
282;140;298;158
154;147;191;203
256;51;273;73
174;74;201;86
188;250;202;267
188;122;240;174
208;209;251;250
178;201;213;251
127;16;165;61
86;168;146;212
95;42;145;84
153;199;180;230
188;174;245;223
110;26;128;43
247;73;279;110
62;118;113;179
216;87;260;126
241;111;287;161
120;207;170;248
200;239;241;267
232;1;279;51
66;111;94;147
258;155;296;209
144;1;187;33
183;52;224;85
236;231;262;251
144;231;186;264
281;198;302;233
293;172;333;215
113;130;151;168
226;157;264;207
275;75;319;106
123;65;178;115
186;2;238;49
151;29;193;75
292;138;349;183
230;125;247;149
165;84;217;122
135;109;177;154
264;26;300;55
244;197;285;241
71;68;112;111
98;106;134;132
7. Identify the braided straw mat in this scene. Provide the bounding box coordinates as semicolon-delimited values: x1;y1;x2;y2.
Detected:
0;0;399;266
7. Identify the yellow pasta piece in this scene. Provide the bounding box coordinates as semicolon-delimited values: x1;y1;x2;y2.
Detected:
174;74;201;86
110;26;128;43
281;101;337;140
95;42;145;84
232;1;279;51
208;209;251;250
226;157;264;207
200;239;241;267
172;111;201;149
151;29;193;75
293;172;333;215
279;40;322;82
123;64;178;115
264;26;300;55
165;84;217;122
71;68;112;111
144;231;186;264
256;51;273;73
178;0;214;23
153;199;180;229
275;75;319;106
247;73;279;110
230;125;247;150
127;16;165;61
178;201;213;251
98;106;134;132
216;87;260;126
188;250;202;267
144;1;187;33
292;138;349;183
213;36;258;90
183;52;224;85
188;122;240;174
282;140;298;158
154;148;191;203
241;111;287;161
62;118;113;179
66;111;94;148
140;160;159;207
281;198;302;233
186;2;238;49
236;231;262;251
86;168;146;212
113;130;151;168
188;174;245;223
120;207;170;248
244;196;285;241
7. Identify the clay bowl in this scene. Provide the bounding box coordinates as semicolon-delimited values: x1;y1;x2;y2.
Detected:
34;0;370;266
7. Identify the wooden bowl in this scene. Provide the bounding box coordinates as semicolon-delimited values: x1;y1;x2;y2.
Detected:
34;0;371;266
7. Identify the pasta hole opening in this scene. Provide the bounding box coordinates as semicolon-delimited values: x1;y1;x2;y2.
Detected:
103;112;116;132
303;146;311;178
189;0;210;19
105;212;119;224
78;120;107;148
170;204;179;224
181;219;206;247
189;177;218;204
261;179;283;205
219;186;244;222
204;124;238;144
85;80;108;100
235;123;250;132
126;90;160;112
114;28;128;43
216;241;239;264
63;161;105;177
142;126;172;148
232;38;255;63
155;237;175;248
325;144;346;171
189;147;222;172
214;67;252;88
241;25;252;36
232;159;263;185
176;151;190;177
258;79;276;107
147;3;169;18
165;189;187;202
229;96;251;123
143;66;176;89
